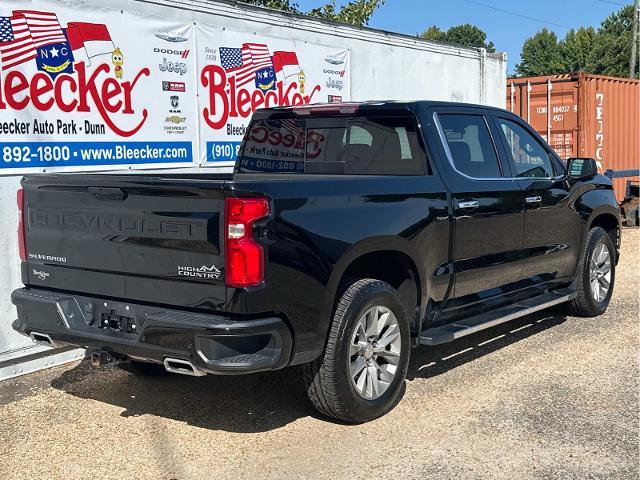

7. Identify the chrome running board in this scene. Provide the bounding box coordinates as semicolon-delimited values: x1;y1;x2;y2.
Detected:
419;290;575;346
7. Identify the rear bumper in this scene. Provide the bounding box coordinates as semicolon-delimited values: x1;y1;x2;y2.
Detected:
11;288;292;375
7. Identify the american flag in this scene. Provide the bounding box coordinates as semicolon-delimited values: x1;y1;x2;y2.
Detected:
13;10;66;49
219;43;273;88
0;14;36;70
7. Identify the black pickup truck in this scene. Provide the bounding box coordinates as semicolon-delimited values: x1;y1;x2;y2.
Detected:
12;101;621;423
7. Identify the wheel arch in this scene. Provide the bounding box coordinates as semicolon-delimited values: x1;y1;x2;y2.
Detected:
588;210;621;250
575;188;621;256
326;237;424;333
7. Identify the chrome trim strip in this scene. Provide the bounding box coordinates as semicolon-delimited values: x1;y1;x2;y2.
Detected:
432;112;564;183
458;200;479;209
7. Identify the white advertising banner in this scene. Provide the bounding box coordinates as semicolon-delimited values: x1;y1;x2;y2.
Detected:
0;1;199;173
196;24;350;165
0;0;350;173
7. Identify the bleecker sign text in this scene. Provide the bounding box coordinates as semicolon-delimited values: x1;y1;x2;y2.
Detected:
201;64;321;130
0;62;150;137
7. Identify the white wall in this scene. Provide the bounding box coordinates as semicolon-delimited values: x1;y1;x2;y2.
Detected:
142;0;506;107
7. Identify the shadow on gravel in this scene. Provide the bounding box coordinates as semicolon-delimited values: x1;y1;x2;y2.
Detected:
50;360;315;433
407;310;567;380
49;310;566;433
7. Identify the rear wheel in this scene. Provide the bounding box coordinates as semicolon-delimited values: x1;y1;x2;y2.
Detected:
119;359;168;376
303;279;410;423
566;227;615;317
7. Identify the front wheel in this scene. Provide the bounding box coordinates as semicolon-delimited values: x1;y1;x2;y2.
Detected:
566;227;616;317
303;279;411;423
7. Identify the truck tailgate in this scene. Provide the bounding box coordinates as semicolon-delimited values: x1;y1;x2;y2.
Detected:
22;174;229;311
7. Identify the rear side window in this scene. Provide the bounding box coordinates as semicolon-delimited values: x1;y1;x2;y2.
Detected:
438;114;502;178
237;116;427;175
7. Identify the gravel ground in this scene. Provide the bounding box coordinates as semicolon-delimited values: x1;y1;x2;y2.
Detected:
1;229;638;480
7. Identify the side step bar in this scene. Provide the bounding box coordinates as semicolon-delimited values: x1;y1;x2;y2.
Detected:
419;290;576;346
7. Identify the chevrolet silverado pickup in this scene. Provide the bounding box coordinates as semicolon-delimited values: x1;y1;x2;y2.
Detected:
12;101;621;423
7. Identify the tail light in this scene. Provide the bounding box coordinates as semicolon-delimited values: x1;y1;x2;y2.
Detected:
225;197;269;288
17;188;26;262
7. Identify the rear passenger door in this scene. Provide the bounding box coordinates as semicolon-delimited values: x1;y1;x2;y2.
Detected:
491;115;581;285
431;108;525;299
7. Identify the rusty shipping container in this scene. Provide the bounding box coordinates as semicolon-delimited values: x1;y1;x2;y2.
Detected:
507;72;640;201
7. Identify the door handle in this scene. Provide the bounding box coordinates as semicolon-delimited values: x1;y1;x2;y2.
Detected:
458;200;479;209
525;195;542;204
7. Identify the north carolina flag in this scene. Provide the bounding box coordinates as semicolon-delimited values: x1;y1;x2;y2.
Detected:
272;51;299;81
65;22;114;61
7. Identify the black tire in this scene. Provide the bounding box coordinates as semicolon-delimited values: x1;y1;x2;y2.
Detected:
118;359;168;376
302;279;411;423
566;227;615;317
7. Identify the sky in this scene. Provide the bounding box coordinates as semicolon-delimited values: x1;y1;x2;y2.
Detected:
296;0;627;74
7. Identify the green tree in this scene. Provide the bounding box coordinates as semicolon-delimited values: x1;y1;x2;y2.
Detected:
240;0;384;27
420;25;447;42
309;0;384;26
589;5;635;77
419;23;495;52
515;28;564;76
515;5;637;78
559;27;597;72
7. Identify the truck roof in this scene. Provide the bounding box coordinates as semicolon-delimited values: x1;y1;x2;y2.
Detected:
258;100;511;117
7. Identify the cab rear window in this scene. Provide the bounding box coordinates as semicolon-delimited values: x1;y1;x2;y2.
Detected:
237;115;428;175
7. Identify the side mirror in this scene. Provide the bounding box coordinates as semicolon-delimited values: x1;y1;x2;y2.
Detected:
567;157;598;179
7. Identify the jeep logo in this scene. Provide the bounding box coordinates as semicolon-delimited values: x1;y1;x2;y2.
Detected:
159;58;187;75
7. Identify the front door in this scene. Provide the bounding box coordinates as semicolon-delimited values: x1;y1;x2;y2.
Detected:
491;115;582;285
432;109;525;299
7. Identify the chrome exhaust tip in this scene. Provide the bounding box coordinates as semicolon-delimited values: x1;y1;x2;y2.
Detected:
29;331;57;348
163;357;206;377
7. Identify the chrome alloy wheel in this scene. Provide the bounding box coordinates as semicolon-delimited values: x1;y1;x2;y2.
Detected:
590;242;612;303
349;305;402;400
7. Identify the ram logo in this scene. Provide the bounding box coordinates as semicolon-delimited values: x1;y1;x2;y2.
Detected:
177;264;221;279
